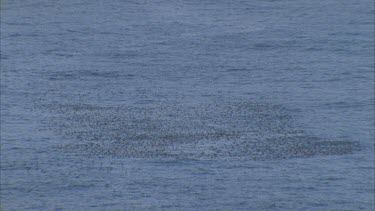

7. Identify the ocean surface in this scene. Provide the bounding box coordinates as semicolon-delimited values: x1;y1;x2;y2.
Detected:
1;0;374;210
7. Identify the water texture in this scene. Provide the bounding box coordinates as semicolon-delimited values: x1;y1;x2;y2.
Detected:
1;0;374;210
47;102;359;160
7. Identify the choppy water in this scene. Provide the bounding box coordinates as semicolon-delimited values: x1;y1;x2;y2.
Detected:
1;0;374;210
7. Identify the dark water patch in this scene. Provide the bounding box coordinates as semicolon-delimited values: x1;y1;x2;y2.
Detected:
253;42;277;50
3;22;34;26
305;47;325;52
252;40;298;51
322;101;371;110
225;68;251;73
83;69;123;78
0;53;10;60
46;102;359;160
42;48;80;58
44;71;77;81
7;33;40;38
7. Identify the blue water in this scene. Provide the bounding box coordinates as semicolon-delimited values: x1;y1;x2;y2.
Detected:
1;0;374;210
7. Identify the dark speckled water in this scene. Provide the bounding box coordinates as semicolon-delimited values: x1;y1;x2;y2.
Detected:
1;0;374;210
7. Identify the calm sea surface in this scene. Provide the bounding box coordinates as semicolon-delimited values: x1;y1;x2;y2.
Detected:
1;0;374;210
